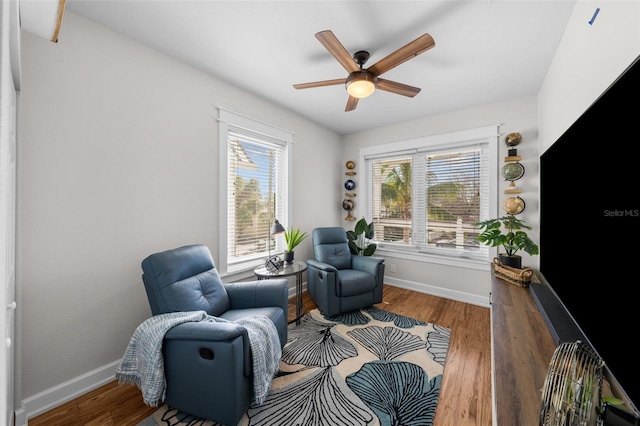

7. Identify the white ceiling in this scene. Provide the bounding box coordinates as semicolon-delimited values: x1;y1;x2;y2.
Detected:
63;1;577;135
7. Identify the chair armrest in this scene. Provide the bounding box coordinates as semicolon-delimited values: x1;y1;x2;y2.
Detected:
306;259;338;273
224;279;288;311
164;320;247;341
352;255;384;276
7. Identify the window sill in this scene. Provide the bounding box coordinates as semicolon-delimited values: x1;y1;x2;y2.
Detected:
376;246;491;271
221;257;269;282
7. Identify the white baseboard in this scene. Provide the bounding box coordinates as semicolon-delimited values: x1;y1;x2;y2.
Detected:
15;360;120;426
384;277;490;308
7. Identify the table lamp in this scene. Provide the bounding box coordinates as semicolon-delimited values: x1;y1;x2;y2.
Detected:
265;219;285;271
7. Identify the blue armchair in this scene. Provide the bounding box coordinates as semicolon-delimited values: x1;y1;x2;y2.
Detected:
140;244;288;425
306;227;385;317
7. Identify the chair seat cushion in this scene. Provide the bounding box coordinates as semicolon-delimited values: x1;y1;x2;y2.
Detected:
336;269;376;297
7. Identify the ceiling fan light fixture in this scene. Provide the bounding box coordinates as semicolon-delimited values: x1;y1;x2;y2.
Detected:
346;71;377;98
295;31;434;111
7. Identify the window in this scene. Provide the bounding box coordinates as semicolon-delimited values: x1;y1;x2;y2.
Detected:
359;125;499;267
218;108;293;275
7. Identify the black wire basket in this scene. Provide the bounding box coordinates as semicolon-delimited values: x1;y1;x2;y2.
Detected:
540;340;604;426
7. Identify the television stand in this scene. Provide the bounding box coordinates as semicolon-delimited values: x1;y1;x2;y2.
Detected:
490;267;556;425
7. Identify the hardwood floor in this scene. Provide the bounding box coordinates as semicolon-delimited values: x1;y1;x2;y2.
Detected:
29;285;491;426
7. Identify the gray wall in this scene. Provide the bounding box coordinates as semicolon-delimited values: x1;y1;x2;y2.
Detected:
538;1;639;152
17;11;341;400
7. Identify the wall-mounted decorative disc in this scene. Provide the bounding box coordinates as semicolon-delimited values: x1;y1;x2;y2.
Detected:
505;132;522;147
503;196;526;215
501;162;525;181
344;179;356;190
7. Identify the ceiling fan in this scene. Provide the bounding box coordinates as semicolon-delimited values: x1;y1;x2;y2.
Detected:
293;30;435;112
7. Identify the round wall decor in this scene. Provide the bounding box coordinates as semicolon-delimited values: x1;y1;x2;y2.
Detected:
505;132;522;146
501;162;525;181
342;199;354;211
346;160;356;170
344;179;356;190
503;196;526;215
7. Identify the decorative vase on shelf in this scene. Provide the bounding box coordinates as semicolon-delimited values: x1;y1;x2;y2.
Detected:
283;251;294;264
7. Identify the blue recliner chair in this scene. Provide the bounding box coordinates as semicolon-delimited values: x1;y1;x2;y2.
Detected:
306;227;385;317
140;244;288;425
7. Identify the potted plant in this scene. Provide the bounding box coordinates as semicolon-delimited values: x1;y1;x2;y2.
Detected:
347;217;377;256
283;227;308;264
472;215;539;268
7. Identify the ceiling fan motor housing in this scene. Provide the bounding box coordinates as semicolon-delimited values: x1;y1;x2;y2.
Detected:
353;50;370;67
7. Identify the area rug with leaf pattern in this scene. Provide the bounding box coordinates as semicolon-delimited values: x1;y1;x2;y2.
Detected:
138;307;451;426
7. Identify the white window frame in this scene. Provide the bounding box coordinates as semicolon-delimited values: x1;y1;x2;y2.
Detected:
358;125;499;270
218;108;293;277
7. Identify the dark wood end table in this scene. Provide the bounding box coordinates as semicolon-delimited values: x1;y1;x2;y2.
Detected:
253;259;307;325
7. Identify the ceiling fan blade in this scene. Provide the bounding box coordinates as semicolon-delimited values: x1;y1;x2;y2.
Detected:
293;78;346;90
376;78;421;97
367;33;435;77
345;96;359;112
315;30;360;74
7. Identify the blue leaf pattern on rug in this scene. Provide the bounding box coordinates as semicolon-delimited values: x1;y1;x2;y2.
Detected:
426;324;451;365
323;309;371;325
347;326;427;360
365;306;428;328
346;361;443;426
247;367;374;426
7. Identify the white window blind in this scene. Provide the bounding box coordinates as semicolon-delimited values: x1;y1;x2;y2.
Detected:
218;108;292;275
360;125;498;266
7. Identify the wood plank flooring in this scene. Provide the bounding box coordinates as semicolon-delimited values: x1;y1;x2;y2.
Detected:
29;285;491;426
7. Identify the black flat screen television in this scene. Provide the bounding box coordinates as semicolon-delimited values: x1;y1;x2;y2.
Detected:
539;54;640;413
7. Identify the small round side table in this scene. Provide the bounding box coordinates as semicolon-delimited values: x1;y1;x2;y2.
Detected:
253;260;307;325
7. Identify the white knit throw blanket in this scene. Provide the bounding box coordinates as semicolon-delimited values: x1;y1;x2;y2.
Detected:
115;311;281;406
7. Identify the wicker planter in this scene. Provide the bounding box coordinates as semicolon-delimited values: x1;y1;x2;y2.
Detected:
493;257;533;287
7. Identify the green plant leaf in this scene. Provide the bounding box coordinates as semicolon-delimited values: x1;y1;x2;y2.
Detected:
472;215;538;259
284;227;308;252
362;244;377;256
347;217;377;256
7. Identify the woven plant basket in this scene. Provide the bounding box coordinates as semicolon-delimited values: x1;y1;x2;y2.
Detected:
493;257;533;287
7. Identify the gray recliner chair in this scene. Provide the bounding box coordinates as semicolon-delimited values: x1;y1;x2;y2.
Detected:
306;227;385;317
140;244;288;425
